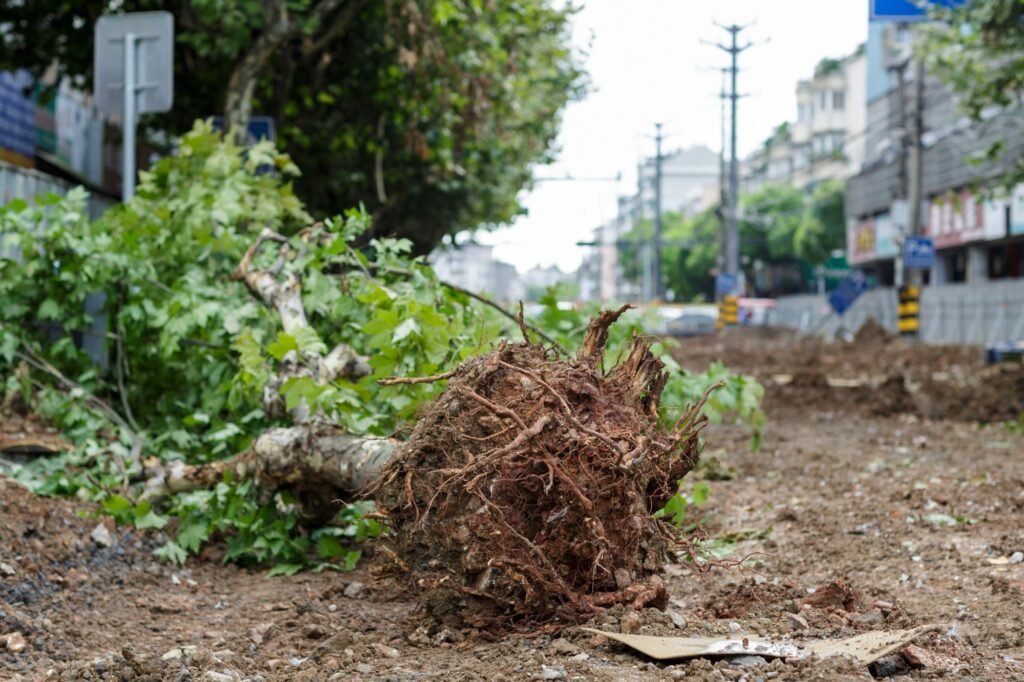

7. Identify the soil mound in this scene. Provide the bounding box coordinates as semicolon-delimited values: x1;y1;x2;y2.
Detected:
853;318;893;346
372;308;710;628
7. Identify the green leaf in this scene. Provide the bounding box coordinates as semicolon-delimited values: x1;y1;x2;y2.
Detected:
292;325;327;355
267;332;299;360
392;318;420;343
690;482;711;506
135;508;169;530
267;562;305;577
102;495;133;516
38;299;63;320
656;493;688;527
155;541;188;565
177;518;211;553
316;534;346;559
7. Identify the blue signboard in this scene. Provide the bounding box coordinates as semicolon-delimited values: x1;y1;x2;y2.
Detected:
210;116;276;144
828;271;870;316
870;0;965;22
903;236;935;269
0;70;36;164
715;273;737;297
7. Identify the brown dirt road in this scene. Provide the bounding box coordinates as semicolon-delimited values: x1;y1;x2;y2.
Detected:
2;327;1024;680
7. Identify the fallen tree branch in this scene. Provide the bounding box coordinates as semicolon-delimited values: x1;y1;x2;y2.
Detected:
15;348;142;468
143;422;398;503
378;370;456;386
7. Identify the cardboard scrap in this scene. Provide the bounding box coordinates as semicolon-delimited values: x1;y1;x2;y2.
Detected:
582;624;944;666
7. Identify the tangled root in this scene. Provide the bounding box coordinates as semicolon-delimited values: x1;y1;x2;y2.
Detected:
370;307;712;628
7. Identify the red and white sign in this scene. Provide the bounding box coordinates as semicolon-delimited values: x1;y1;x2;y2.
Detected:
925;190;1006;248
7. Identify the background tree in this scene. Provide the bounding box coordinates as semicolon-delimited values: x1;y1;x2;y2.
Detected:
619;181;848;300
923;0;1024;189
794;179;846;264
0;0;584;253
739;184;805;264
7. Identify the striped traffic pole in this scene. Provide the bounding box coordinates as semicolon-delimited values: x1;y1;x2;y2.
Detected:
897;285;919;337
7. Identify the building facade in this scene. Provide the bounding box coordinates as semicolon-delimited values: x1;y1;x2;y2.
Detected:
845;22;1024;285
744;46;868;194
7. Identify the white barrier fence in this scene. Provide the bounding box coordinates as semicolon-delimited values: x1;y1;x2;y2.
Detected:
776;279;1024;345
1;161;115;366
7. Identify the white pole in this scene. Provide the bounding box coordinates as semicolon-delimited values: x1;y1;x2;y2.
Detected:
122;32;137;202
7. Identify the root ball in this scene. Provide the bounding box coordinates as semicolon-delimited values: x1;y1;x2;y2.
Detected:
371;308;710;628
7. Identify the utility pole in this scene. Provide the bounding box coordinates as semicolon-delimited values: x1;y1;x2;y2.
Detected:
653;122;664;302
718;68;729;274
907;60;925;246
892;58;908;288
709;23;754;282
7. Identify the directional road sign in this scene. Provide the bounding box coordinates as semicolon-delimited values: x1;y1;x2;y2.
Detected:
903;236;935;269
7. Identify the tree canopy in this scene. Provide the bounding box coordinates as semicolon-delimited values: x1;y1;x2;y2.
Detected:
619;181;847;300
0;0;585;253
923;0;1024;188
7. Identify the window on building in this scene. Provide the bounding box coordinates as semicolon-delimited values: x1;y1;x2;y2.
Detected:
798;103;809;122
818;91;828;111
794;146;809;170
833;90;845;111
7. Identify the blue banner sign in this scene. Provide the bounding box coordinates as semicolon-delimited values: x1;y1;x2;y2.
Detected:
903;236;935;269
715;273;737;297
211;116;276;144
829;271;870;316
0;70;36;165
870;0;965;22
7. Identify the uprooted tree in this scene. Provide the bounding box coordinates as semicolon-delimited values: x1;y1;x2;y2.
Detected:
143;224;714;626
0;126;764;627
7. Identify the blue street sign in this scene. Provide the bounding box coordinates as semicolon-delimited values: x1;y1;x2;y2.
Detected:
903;236;935;269
828;271;870;316
715;273;737;297
870;0;965;22
210;116;276;144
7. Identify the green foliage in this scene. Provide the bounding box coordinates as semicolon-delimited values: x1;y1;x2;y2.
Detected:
654;481;710;528
0;0;585;253
795;180;847;265
1;126;763;574
621;181;846;299
922;0;1024;191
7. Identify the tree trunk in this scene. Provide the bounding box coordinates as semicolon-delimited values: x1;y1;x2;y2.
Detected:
224;0;352;143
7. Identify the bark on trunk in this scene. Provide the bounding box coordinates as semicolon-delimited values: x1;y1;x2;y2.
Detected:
224;0;350;142
143;423;398;501
224;1;291;143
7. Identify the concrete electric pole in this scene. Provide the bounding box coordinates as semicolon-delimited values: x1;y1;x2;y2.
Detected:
653;122;664;302
711;23;753;281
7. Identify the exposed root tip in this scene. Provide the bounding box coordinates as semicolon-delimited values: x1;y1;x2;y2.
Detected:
577;305;635;365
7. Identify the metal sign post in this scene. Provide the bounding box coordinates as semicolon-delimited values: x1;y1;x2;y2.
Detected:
123;33;137;200
94;12;174;202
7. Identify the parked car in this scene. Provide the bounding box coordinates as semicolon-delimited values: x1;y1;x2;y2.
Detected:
665;305;718;337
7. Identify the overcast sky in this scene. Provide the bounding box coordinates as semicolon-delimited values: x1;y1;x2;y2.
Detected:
474;0;869;273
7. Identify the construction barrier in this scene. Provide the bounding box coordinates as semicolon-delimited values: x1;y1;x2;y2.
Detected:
774;278;1024;345
716;295;738;330
897;285;920;336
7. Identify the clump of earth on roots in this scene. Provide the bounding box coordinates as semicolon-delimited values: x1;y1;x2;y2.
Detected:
370;306;713;629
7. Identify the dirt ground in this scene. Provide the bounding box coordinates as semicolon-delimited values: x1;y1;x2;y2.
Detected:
3;326;1024;681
